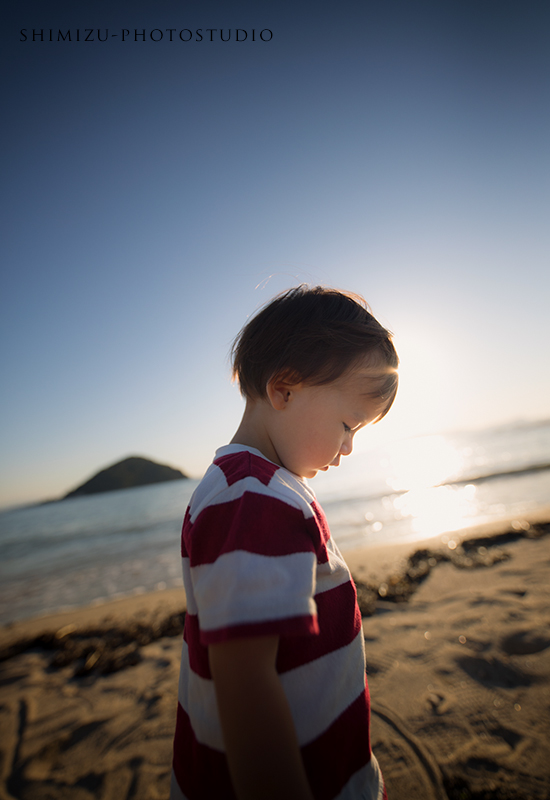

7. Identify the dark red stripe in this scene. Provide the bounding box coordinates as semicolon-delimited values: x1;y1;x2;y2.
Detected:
302;688;373;800
201;614;319;646
173;681;375;800
183;492;327;566
184;612;320;679
184;583;359;679
183;614;210;678
172;703;237;800
311;499;332;548
215;451;280;487
181;506;191;558
276;580;361;673
173;695;375;800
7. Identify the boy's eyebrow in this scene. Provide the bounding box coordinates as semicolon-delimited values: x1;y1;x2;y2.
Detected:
350;421;367;431
349;407;376;427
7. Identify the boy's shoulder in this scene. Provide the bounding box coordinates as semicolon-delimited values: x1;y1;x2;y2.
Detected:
214;447;281;488
188;445;316;523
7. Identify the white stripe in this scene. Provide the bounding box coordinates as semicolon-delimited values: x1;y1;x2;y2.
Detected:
184;532;350;613
334;754;385;800
185;554;350;607
178;640;225;750
315;538;353;595
191;550;318;631
181;557;197;614
268;468;317;508
187;462;230;522
189;469;315;524
185;536;351;618
169;770;188;800
178;633;366;751
280;630;367;745
211;443;319;507
315;565;352;595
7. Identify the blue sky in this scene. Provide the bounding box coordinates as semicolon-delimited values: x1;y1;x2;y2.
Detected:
1;0;549;507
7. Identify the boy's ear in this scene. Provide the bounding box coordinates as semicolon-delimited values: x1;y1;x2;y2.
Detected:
266;375;298;410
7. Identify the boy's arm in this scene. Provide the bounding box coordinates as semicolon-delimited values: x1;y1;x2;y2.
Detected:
209;635;315;800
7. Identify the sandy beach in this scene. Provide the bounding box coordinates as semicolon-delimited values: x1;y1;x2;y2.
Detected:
1;511;549;800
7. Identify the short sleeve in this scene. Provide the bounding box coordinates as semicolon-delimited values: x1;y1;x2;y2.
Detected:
184;484;321;644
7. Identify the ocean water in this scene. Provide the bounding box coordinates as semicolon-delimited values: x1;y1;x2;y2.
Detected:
0;420;548;626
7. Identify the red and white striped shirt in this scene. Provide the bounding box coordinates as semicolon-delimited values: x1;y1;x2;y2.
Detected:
171;444;385;800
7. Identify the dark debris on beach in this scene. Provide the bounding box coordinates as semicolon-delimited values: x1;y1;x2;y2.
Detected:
0;611;186;678
443;773;550;800
1;521;548;678
353;521;550;618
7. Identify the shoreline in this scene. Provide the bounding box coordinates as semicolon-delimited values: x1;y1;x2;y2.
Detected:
1;510;549;799
1;507;549;651
343;504;550;582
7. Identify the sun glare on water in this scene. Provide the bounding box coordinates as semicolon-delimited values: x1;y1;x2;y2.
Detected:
382;435;479;539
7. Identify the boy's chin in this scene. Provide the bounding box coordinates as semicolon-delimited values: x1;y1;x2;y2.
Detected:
310;465;330;477
297;464;331;479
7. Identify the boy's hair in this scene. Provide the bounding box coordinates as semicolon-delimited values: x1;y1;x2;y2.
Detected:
231;285;399;421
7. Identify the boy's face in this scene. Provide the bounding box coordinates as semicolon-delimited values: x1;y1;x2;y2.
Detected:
270;367;388;479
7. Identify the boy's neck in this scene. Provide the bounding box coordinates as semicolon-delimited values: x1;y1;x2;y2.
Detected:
230;400;282;467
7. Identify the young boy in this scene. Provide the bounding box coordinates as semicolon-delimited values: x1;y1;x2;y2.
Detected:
171;286;398;800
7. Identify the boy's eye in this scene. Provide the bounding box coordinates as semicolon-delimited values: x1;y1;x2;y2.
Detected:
343;423;352;433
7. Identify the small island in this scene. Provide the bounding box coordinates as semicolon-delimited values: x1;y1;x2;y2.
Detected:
63;456;188;499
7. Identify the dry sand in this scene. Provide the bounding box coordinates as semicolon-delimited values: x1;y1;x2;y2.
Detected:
1;512;549;800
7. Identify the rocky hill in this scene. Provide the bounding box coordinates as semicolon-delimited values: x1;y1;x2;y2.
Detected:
63;456;188;499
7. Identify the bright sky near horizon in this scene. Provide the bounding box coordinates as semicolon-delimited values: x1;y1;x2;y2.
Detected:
1;0;549;508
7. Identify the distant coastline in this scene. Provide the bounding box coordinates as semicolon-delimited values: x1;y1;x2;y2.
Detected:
1;455;190;512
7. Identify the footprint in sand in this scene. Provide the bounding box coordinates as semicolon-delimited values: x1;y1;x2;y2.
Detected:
455;655;535;687
500;628;550;656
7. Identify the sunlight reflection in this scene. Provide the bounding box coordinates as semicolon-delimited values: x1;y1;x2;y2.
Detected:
393;484;478;538
381;435;479;538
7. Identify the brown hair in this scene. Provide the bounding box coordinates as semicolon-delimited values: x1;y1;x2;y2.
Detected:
231;285;399;420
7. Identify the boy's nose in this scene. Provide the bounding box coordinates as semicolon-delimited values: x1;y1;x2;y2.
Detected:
340;437;353;457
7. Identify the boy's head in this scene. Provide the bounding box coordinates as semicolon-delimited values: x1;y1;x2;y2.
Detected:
231;285;399;422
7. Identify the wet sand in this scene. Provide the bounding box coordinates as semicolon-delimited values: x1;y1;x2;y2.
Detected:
1;511;549;800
